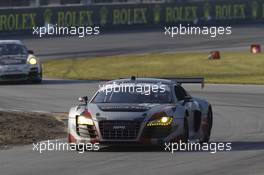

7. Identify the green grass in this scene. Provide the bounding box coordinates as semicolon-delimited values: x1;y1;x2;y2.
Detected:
43;52;264;84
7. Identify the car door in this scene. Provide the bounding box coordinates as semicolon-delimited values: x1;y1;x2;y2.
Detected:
174;85;201;136
174;84;193;115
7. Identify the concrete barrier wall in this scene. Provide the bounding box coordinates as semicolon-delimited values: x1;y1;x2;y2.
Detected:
0;0;264;34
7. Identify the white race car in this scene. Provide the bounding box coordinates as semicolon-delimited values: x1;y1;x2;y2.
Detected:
68;77;213;146
0;40;42;83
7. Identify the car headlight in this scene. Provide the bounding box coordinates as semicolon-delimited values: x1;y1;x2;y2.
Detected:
77;115;94;125
147;116;173;127
28;57;37;65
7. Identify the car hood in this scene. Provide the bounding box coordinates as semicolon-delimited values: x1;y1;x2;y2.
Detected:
87;103;175;121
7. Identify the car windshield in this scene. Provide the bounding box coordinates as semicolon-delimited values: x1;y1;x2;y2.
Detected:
0;44;27;56
92;83;172;103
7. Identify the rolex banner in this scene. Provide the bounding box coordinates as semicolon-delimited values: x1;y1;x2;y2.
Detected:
0;0;264;34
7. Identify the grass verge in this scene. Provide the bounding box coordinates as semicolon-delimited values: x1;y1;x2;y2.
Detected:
43;52;264;84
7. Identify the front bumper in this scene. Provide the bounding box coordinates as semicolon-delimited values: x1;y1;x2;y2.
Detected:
68;118;183;145
0;66;42;82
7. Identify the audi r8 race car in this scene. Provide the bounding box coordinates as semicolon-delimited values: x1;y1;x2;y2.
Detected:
0;40;42;83
68;77;213;146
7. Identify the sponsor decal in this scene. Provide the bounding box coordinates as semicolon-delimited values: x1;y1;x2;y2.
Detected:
1;59;22;64
113;126;126;130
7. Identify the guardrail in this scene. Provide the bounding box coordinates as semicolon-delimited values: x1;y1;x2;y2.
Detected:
0;0;263;35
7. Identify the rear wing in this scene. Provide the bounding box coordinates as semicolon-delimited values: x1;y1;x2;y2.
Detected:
103;76;205;88
165;77;205;88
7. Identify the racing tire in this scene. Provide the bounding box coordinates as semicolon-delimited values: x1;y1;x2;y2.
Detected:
32;78;42;84
180;118;189;143
31;70;43;84
201;108;213;143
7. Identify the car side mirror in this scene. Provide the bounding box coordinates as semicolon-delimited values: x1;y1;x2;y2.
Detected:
28;50;34;54
78;96;88;104
183;96;192;105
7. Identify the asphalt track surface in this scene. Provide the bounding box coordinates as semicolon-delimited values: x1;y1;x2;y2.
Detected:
0;26;264;175
0;81;264;175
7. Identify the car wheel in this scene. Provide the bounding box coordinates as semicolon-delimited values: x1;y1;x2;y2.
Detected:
32;70;42;84
33;78;42;84
180;118;189;143
201;108;213;143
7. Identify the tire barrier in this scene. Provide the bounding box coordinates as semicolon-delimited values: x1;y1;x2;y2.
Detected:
208;51;221;60
250;44;261;54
